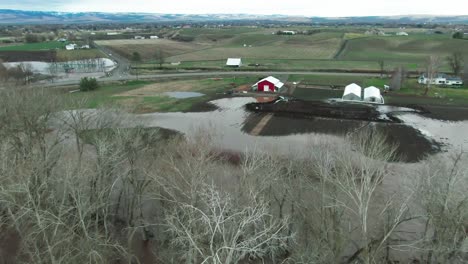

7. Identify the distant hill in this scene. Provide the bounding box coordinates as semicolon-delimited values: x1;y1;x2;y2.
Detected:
0;9;467;24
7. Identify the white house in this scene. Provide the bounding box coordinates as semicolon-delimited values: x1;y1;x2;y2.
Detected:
418;74;463;86
226;58;242;67
252;76;284;92
363;86;384;104
396;32;409;36
150;36;159;39
342;83;362;101
65;44;77;50
446;77;464;86
281;30;296;35
418;74;447;85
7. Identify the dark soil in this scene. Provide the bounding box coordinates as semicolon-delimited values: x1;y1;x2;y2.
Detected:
243;114;441;163
419;105;468;121
246;99;394;122
0;50;57;62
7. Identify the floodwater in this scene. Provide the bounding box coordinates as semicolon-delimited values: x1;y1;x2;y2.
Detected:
164;91;205;99
394;113;468;151
125;97;459;161
3;58;115;74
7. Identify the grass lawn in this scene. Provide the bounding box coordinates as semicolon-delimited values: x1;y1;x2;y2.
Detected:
0;41;66;51
68;77;260;113
290;74;468;106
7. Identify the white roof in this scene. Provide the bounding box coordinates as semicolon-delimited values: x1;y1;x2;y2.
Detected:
364;86;381;99
253;76;284;89
343;83;362;98
226;58;242;66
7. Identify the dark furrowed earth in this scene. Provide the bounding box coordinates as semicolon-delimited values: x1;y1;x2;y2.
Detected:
242;99;445;162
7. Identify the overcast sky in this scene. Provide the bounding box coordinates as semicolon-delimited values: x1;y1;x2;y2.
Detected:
1;0;467;17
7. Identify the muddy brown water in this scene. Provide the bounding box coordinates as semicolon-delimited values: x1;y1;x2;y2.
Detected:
120;96;466;163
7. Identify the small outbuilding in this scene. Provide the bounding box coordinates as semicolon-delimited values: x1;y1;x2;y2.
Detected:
226;58;242;67
342;83;362;101
150;36;159;39
396;32;409;36
252;76;284;92
363;86;384;104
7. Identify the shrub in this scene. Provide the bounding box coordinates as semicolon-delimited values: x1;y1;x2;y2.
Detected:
452;32;464;39
79;77;98;91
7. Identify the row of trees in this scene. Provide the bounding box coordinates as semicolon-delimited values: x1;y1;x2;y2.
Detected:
384;52;466;92
0;87;467;263
0;60;34;85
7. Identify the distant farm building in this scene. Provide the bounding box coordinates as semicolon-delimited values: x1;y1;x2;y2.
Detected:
226;58;242;67
363;86;384;104
57;38;67;42
342;83;362;101
396;32;409;36
280;30;296;35
81;45;90;49
65;44;77;50
418;74;463;86
150;36;159;39
106;32;120;35
134;36;145;40
252;76;284;92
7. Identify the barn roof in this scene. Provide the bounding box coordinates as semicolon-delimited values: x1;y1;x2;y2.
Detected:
253;76;284;89
226;58;242;66
343;83;362;99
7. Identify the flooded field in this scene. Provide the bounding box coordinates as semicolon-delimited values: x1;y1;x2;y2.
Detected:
116;96;465;163
164;91;205;98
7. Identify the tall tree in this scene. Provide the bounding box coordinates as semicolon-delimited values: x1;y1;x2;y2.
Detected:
378;60;385;78
424;55;441;96
154;48;165;69
446;52;464;76
131;51;142;80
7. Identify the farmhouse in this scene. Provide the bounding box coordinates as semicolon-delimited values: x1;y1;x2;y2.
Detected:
226;58;242;67
363;86;384;104
418;74;463;86
281;30;296;35
65;44;77;50
252;76;284;92
342;83;362;101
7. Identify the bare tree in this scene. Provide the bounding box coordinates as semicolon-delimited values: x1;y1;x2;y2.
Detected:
165;183;291;264
414;152;468;264
378;60;385;78
446;52;464;76
390;66;406;91
154;48;165;69
424;55;442;96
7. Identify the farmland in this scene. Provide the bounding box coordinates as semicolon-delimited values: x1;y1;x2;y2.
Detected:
96;27;468;73
68;77;260;113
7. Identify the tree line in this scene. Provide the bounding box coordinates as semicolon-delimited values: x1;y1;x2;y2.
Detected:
0;87;467;263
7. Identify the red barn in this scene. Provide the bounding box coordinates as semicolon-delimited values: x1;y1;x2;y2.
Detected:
252;76;284;92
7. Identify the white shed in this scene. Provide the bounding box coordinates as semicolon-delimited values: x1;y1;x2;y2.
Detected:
363;86;384;104
342;83;362;101
226;58;242;67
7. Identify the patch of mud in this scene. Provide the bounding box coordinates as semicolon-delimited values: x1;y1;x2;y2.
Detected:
420;105;468;121
246;99;395;122
394;113;468;151
248;115;440;162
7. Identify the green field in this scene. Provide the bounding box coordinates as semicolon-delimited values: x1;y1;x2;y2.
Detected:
68;77;260;113
339;34;468;63
0;41;66;51
95;27;468;73
289;74;468;105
